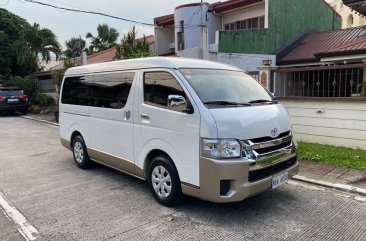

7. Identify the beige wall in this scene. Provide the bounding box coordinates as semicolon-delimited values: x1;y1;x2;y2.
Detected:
280;98;366;150
154;27;175;56
330;0;365;28
222;3;265;26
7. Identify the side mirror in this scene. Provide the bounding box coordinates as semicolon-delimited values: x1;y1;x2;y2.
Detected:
167;95;187;112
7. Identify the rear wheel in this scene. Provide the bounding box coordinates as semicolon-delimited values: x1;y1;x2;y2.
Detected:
72;135;91;169
148;155;183;206
21;110;28;115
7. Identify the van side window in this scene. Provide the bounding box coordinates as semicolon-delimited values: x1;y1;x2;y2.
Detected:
144;72;185;107
92;72;135;109
61;76;92;106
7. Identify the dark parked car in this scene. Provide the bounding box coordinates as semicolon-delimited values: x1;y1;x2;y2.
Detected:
0;87;28;115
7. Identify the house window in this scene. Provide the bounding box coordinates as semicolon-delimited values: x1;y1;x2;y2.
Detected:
347;14;354;28
240;20;247;29
177;20;185;51
224;16;265;31
276;68;364;98
259;16;265;28
249;18;258;29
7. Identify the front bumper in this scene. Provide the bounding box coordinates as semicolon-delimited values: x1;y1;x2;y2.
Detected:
182;143;298;203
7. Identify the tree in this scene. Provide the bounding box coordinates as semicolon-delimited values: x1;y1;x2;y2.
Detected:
64;37;86;58
116;26;152;60
25;23;62;62
0;8;33;76
86;24;119;53
0;9;62;76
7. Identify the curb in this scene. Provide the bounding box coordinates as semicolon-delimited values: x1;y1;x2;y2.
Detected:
293;175;366;197
21;116;59;127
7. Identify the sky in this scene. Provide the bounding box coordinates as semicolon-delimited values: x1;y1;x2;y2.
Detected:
1;0;218;50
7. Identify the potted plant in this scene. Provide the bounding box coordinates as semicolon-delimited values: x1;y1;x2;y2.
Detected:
356;82;366;97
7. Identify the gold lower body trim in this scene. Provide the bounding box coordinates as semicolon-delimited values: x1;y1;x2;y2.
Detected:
87;148;145;180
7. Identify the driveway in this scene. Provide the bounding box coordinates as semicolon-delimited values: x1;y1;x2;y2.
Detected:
0;116;365;240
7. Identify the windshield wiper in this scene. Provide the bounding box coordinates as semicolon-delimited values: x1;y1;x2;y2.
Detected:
249;99;278;104
203;101;251;106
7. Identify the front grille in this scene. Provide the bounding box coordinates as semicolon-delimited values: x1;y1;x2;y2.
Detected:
248;156;297;182
250;131;290;143
254;140;292;155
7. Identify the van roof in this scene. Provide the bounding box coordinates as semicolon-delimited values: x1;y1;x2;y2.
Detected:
64;57;241;76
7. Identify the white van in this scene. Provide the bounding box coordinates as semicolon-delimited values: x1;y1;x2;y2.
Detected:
59;57;298;206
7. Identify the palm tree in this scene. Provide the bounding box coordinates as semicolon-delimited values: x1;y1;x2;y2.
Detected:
26;23;62;62
86;24;119;53
13;23;61;73
64;37;86;58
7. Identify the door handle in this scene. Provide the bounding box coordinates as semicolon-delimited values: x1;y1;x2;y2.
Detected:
140;113;150;120
125;110;131;120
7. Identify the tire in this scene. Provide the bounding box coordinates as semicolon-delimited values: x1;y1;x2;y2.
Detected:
21;110;28;115
148;155;183;206
72;135;91;169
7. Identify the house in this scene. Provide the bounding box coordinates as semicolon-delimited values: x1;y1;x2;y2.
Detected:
272;26;366;150
343;0;366;16
330;0;365;28
154;0;341;74
35;60;64;99
153;0;366;150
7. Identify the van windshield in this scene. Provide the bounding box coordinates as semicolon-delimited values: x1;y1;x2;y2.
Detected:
179;69;275;107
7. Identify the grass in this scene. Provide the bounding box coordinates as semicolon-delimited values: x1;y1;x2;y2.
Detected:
297;142;366;170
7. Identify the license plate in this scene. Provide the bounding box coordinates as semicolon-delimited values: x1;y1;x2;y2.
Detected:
272;172;288;189
7;98;19;103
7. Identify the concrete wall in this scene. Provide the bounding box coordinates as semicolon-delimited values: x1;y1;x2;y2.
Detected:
207;13;222;45
177;47;275;72
280;98;366;150
154;27;175;56
175;5;209;50
222;3;265;25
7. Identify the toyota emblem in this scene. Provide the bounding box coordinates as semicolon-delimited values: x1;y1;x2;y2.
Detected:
271;127;278;137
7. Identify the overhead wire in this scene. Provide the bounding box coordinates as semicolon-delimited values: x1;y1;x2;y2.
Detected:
16;0;205;30
22;0;155;26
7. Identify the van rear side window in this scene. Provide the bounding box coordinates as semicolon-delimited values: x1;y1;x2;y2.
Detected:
61;76;92;106
92;72;135;109
61;72;135;108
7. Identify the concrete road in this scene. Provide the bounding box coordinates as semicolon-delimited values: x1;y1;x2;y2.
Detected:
0;116;365;241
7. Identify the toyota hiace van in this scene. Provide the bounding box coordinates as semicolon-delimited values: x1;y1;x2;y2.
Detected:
59;57;298;206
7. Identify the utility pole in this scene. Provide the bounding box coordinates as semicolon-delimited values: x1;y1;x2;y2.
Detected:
200;0;208;60
200;0;203;59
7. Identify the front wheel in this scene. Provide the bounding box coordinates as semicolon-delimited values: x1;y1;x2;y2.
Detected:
72;135;91;169
148;155;183;206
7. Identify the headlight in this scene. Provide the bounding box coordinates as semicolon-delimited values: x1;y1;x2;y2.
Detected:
201;138;241;159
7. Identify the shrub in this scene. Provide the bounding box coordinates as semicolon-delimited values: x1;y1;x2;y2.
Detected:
32;93;55;106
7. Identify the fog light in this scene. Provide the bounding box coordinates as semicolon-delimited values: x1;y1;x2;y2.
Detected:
220;180;231;196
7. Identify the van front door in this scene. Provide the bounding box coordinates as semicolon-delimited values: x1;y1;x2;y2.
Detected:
88;71;137;174
135;70;200;186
